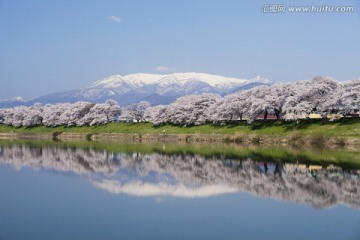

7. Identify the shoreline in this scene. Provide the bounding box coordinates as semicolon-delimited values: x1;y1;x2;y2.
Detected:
0;131;359;148
1;119;359;147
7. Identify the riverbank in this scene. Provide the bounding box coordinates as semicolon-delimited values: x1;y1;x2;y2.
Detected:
0;118;359;147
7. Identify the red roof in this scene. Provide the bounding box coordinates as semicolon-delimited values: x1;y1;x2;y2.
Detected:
257;114;278;120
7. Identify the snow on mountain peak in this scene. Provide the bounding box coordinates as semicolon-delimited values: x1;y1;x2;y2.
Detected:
0;96;26;103
91;75;126;88
249;75;272;84
170;72;248;87
124;73;165;85
91;73;164;89
91;72;265;90
85;72;273;103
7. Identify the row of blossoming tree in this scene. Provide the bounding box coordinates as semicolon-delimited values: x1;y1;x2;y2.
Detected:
144;76;360;125
0;99;121;127
0;77;359;127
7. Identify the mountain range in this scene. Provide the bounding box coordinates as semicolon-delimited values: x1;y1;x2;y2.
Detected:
0;73;272;107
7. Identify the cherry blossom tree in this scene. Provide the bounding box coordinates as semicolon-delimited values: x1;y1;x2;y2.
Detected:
144;105;168;125
42;103;71;127
82;99;121;126
22;103;43;127
165;93;221;126
121;101;151;122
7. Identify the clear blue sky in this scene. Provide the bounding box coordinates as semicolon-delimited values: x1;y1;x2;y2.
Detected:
0;0;359;99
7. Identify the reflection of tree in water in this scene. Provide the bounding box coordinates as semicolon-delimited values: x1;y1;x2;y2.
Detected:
0;144;359;209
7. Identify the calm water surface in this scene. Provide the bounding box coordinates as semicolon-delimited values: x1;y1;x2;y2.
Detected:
0;141;359;240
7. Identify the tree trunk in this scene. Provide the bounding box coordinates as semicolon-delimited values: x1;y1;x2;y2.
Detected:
274;109;280;120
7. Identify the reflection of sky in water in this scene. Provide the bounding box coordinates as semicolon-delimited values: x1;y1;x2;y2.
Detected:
257;162;276;173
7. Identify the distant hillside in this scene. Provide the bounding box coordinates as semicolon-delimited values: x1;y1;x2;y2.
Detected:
0;73;272;107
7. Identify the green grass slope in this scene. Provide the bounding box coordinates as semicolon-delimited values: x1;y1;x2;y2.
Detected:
1;118;359;138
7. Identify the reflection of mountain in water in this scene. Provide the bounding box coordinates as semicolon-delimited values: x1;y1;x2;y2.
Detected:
0;144;359;209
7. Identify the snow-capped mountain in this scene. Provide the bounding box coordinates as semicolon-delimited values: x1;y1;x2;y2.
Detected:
0;97;26;108
92;73;270;95
0;96;26;103
81;73;271;105
0;73;272;107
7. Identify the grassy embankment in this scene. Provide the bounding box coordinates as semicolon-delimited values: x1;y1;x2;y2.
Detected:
0;118;359;145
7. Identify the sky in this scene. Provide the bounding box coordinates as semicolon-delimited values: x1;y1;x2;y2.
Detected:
0;0;360;99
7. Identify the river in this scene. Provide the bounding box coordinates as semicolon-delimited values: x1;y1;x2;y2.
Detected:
0;140;359;240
